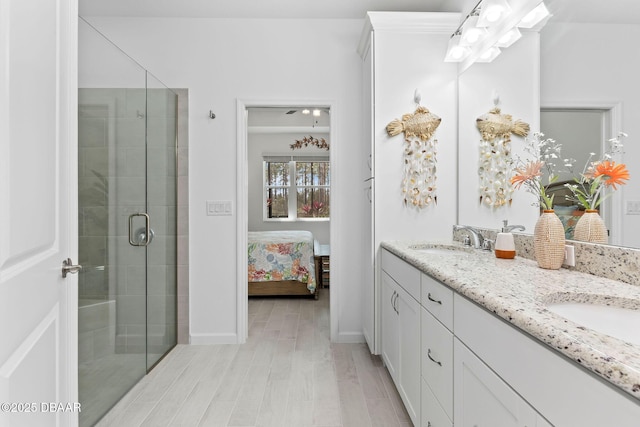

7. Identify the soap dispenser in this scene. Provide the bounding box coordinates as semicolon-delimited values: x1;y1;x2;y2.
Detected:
495;219;516;259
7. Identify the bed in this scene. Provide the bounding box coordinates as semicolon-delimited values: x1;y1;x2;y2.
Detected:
248;230;318;298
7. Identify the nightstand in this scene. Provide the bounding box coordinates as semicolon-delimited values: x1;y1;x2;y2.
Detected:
314;243;330;288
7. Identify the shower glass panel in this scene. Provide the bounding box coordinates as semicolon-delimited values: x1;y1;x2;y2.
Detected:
145;74;178;369
78;18;177;426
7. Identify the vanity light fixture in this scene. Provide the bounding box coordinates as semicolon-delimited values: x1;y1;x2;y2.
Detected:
443;0;550;65
477;0;511;27
444;32;472;62
475;46;502;62
312;109;321;117
518;2;550;28
459;15;488;46
301;109;311;115
495;27;522;47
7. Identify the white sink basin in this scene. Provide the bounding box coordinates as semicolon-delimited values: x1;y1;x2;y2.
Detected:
546;302;640;346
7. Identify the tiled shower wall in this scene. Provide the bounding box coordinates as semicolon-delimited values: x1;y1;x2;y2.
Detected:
175;89;189;344
78;102;112;301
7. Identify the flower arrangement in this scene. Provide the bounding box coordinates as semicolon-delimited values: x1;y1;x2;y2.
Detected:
563;132;629;210
510;132;563;210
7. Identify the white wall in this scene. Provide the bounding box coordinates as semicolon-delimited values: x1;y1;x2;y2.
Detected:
541;22;640;248
247;132;330;244
83;17;365;342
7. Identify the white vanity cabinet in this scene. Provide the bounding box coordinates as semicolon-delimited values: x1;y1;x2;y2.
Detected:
381;251;421;426
454;292;640;427
381;271;400;380
381;247;640;427
454;338;551;427
420;274;454;427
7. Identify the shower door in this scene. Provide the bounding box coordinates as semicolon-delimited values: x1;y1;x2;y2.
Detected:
78;18;177;426
145;75;178;369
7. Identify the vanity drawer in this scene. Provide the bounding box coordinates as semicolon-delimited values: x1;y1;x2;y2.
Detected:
421;273;454;330
422;377;453;427
421;307;454;419
381;249;421;301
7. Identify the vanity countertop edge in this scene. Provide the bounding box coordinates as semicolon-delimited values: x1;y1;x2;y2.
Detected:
381;240;640;402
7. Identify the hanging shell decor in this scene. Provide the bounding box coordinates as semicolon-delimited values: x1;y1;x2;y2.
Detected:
476;107;529;208
386;106;441;208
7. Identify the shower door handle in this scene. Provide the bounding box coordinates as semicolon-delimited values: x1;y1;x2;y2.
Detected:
62;258;82;278
129;212;152;246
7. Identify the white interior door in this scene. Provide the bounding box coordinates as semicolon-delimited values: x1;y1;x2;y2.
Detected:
0;0;78;426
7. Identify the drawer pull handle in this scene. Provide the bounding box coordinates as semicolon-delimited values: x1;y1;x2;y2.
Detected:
428;349;442;366
427;293;442;305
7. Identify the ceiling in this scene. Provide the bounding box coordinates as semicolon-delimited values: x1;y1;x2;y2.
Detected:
79;0;463;19
79;0;640;24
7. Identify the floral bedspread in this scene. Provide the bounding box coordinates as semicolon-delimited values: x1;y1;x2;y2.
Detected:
248;230;316;293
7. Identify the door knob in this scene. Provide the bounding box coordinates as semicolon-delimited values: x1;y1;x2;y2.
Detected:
62;258;82;278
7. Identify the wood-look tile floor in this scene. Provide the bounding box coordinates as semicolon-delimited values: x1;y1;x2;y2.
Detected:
96;290;411;426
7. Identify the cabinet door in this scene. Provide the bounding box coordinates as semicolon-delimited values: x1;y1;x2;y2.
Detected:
421;307;454;419
454;338;536;427
361;40;376;354
381;271;400;381
422;378;453;427
397;285;421;427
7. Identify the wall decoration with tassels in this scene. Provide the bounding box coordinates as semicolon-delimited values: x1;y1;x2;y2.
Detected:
475;95;529;208
386;90;441;208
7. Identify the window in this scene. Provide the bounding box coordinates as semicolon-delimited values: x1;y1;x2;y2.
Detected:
264;156;330;220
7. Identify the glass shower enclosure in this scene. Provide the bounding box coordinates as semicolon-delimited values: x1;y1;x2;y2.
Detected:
78;18;177;426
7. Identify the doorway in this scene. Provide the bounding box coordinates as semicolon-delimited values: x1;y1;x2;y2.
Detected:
237;101;337;342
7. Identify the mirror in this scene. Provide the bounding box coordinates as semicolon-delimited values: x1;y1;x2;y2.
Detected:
540;108;617;244
459;0;640;249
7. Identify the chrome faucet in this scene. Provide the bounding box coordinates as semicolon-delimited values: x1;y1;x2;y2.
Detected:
453;225;484;249
501;219;525;233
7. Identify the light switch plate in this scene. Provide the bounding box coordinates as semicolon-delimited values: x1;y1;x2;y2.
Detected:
626;201;640;215
206;200;233;216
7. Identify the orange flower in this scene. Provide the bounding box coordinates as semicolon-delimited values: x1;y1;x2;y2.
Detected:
593;161;630;189
510;160;543;189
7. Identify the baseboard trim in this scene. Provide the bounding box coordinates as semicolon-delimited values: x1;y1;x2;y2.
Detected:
337;332;365;344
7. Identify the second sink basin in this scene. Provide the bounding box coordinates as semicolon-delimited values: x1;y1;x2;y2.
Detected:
547;302;640;346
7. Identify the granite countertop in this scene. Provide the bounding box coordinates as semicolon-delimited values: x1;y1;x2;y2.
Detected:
381;240;640;401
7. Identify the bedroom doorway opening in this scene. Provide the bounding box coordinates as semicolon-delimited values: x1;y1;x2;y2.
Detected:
237;101;335;343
